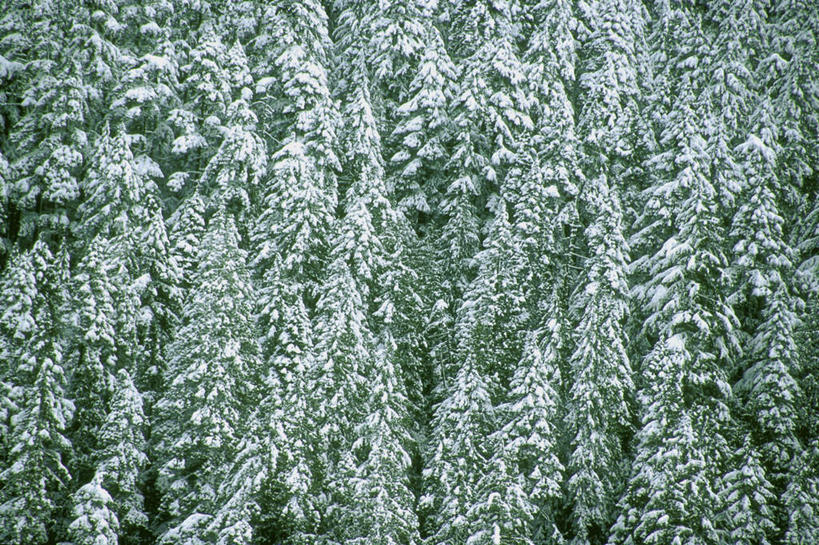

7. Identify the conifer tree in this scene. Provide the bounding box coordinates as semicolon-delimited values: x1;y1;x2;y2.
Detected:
441;0;534;295
4;1;88;243
168;23;235;175
78;126;181;395
608;337;722;545
703;0;767;208
390;22;456;226
566;174;633;545
169;192;206;292
68;473;120;545
69;236;122;482
518;0;581;305
764;0;819;202
95;369;149;543
0;241;74;545
483;326;566;545
783;440;819;544
730;130;802;486
618;6;738;543
154;208;260;545
718;438;777;545
421;350;496;545
239;4;341;540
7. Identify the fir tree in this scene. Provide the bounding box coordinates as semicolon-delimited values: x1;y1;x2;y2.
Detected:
0;241;74;545
783;440;819;544
390;22;456;227
95;369;149;543
718;438;777;545
68;472;120;545
68;236;121;483
730;129;802;490
154;208;260;544
608;336;722;545
566;174;633;545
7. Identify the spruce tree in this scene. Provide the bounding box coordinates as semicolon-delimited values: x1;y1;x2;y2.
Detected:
95;369;149;543
730;130;802;484
69;236;122;483
618;6;737;543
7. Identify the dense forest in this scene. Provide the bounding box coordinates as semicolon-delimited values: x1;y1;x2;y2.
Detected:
0;0;818;544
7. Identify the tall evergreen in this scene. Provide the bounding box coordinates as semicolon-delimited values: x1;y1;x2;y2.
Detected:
154;208;260;545
570;0;643;540
566;174;632;545
0;241;74;545
617;5;738;543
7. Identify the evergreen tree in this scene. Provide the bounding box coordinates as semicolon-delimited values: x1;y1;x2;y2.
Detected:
484;326;566;545
441;201;530;543
197;41;264;218
68;473;120;545
96;369;149;543
441;0;534;295
4;1;88;243
69;236;122;482
608;337;722;545
421;350;496;545
783;440;819;544
518;0;581;306
566;174;633;545
169;192;206;292
703;0;767;207
0;241;74;545
390;22;457;227
764;0;819;202
619;6;737;542
730;130;802;484
718;439;777;545
154;208;260;544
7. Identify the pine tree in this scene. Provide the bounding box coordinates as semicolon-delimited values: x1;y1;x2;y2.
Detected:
78;125;181;396
329;342;420;545
703;0;767;208
421;351;496;545
429;201;529;544
168;23;235;175
764;0;819;201
518;0;581;305
197;41;264;218
239;5;342;541
0;241;74;545
111;0;182;186
169;192;206;292
307;251;375;535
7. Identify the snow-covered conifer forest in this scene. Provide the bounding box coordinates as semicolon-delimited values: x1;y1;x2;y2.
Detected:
1;0;818;544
